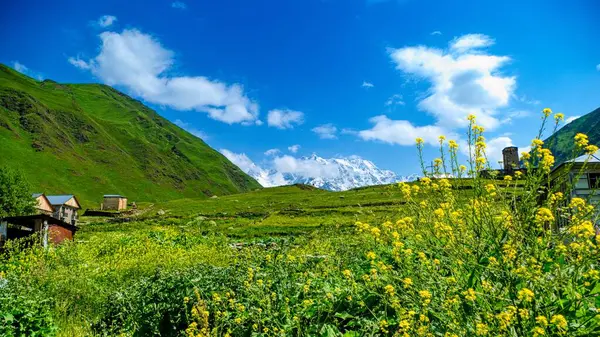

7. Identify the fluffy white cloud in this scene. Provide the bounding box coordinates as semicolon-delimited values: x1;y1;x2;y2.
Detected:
566;115;581;124
312;124;337;139
431;31;442;36
12;61;43;80
288;144;300;153
267;109;304;129
97;15;117;28
385;94;405;106
485;136;514;166
173;119;208;140
389;33;515;130
362;81;374;88
264;148;280;156
273;155;338;179
172;1;187;9
358;115;456;146
69;29;259;124
220;149;287;187
449;34;495;53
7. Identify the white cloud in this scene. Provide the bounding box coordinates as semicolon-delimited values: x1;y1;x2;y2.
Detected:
449;34;495;53
220;149;287;187
385;94;405;106
431;31;442;36
67;57;91;70
312;123;338;139
362;81;374;88
12;61;43;80
267;109;304;129
97;15;117;28
358;115;456;146
288;144;301;153
501;110;532;124
172;1;187;9
69;29;259;124
273;155;338;179
173;119;208;140
264;148;280;156
566;115;581;124
485;136;514;167
389;33;515;130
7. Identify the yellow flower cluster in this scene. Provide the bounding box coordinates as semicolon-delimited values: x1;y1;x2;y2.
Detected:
574;133;589;147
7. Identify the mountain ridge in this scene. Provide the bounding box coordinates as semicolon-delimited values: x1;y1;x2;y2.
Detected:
0;64;261;206
545;107;600;165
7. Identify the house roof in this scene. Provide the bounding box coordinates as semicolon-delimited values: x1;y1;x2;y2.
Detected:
1;214;79;232
103;194;126;198
551;149;600;175
46;195;81;209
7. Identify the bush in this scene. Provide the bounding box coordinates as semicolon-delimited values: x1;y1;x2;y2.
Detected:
0;166;35;217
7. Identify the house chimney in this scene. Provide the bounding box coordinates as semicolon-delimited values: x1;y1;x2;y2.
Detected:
502;147;519;171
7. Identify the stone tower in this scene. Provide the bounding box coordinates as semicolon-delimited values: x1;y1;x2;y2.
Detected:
502;147;519;171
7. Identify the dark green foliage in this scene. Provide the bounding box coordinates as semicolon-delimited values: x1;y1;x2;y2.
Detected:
546;107;600;165
0;64;261;207
0;289;57;337
0;166;35;217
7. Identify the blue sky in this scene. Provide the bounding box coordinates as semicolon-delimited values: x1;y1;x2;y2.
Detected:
2;0;599;178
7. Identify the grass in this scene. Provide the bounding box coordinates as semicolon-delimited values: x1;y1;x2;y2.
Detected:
0;64;261;208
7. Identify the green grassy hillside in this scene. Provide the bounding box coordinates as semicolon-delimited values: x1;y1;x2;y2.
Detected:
545;107;600;165
0;64;261;207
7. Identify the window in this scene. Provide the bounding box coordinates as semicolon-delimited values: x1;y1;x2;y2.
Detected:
575;174;589;189
589;173;600;188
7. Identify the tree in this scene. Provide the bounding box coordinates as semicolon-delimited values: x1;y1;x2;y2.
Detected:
0;167;35;218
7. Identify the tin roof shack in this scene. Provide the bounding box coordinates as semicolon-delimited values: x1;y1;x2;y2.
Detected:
32;193;54;215
102;195;127;211
47;195;81;226
0;214;78;248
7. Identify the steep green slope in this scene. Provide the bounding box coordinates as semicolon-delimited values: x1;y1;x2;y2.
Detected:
0;64;261;207
545;107;600;165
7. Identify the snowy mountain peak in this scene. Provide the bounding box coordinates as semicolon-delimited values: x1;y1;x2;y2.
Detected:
221;150;418;191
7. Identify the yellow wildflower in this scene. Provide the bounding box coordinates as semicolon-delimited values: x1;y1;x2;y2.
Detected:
585;144;598;155
439;135;446;142
504;175;512;181
467;114;476;122
574;133;589;147
402;277;413;288
535;207;555;225
550;314;567;331
536;316;548;327
554;113;564;121
416;137;424;145
384;284;395;297
463;288;476;301
517;288;535;303
419;290;432;305
475;322;489;336
531;138;544;148
542;108;552;116
532;326;546;337
366;251;376;260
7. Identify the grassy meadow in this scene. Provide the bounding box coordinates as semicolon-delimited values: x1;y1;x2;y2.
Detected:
2;112;600;336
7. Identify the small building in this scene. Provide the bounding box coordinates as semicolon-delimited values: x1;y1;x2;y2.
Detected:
47;195;81;226
0;214;78;248
32;193;54;215
502;147;519;172
551;150;600;204
102;195;127;211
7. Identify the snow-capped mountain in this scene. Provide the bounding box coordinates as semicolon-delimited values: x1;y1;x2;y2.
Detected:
222;150;418;191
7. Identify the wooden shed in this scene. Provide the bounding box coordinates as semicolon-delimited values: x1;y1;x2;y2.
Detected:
102;195;127;211
32;193;54;215
0;214;78;248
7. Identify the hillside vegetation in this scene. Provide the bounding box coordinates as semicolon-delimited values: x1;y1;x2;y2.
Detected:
546;107;600;164
2;110;599;336
0;64;261;207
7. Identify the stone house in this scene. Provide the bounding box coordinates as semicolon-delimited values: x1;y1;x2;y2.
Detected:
47;195;81;226
102;195;127;211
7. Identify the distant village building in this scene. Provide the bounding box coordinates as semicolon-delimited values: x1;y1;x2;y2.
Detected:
502;147;519;172
47;195;81;226
551;150;600;204
0;214;78;248
102;195;127;211
32;193;54;215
